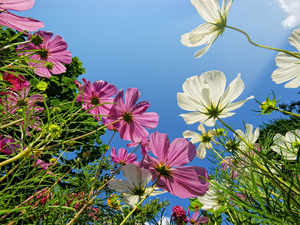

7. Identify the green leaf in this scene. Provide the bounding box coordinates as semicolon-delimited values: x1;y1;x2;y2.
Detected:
188;197;203;212
0;206;30;215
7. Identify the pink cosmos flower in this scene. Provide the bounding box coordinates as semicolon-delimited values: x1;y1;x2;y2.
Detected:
20;31;72;78
32;158;53;171
110;147;137;165
171;205;188;225
2;72;30;92
76;80;117;121
142;131;209;198
1;86;43;114
0;135;20;154
187;206;209;224
108;88;159;143
0;0;44;31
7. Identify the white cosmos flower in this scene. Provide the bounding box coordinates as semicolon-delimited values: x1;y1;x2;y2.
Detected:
272;27;300;88
177;70;254;127
181;0;233;58
271;130;300;160
108;163;165;207
183;123;216;159
234;123;259;150
198;180;226;211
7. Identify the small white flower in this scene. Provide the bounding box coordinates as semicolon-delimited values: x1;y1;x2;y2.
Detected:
198;180;226;211
177;70;254;127
183;123;216;159
108;164;165;207
181;0;233;58
272;27;300;88
271;130;300;160
234;123;259;150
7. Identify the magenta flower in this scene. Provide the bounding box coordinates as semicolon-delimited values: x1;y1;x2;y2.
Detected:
108;88;159;143
0;0;44;31
142;131;209;198
187;206;209;224
171;205;187;225
1;86;43;114
110;147;137;165
76;80;117;121
20;31;72;78
0;135;20;154
32;158;53;171
2;72;30;92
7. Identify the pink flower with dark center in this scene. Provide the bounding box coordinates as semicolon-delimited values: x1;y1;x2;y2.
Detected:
0;135;20;154
171;205;187;224
110;147;137;165
187;206;209;224
76;80;117;121
0;0;44;31
1;86;43;114
141;131;209;198
19;31;72;78
2;72;30;92
108;88;159;143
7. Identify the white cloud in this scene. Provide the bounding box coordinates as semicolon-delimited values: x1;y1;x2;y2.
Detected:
276;0;300;28
145;217;171;225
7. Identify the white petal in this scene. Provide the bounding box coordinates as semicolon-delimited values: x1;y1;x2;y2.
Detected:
289;27;300;52
182;75;206;101
189;23;216;45
180;112;216;126
196;143;207;159
198;124;207;134
182;130;201;143
122;193;139;207
194;32;218;58
108;179;132;193
191;0;220;23
181;33;204;47
219;73;244;105
200;70;226;104
222;96;254;112
177;92;204;112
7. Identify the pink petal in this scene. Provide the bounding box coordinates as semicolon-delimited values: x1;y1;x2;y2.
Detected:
132;100;150;115
1;0;35;11
50;50;72;64
125;88;140;111
110;147;119;163
158;166;209;198
167;138;196;167
0;11;44;31
149;131;170;162
48;35;68;52
133;112;159;129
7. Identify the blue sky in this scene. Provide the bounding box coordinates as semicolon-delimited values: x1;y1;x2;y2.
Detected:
17;0;300;222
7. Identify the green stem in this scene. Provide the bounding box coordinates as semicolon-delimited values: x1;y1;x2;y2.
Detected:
119;175;161;225
226;25;300;59
275;108;300;117
0;118;24;130
88;131;116;199
0;133;43;168
0;40;31;52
